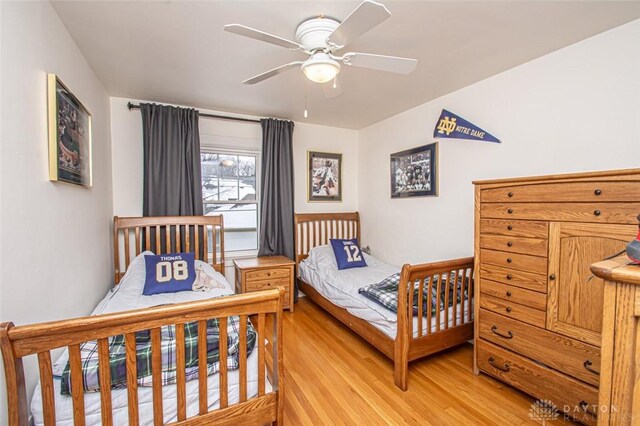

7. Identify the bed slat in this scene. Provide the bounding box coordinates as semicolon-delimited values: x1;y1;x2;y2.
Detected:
219;317;228;409
444;271;451;329
97;338;113;426
203;226;209;264
125;333;139;426
37;351;56;426
134;227;141;256
184;226;190;253
257;313;265;396
175;323;187;421
155;226;161;254
124;228;131;270
145;226;151;252
427;276;433;332
194;225;200;260
68;344;86;426
407;280;414;339
452;269;459;327
151;328;163;426
176;225;181;252
198;320;208;414
239;315;248;402
436;274;443;331
417;279;424;337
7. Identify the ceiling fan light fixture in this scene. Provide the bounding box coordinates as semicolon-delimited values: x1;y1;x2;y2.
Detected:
302;53;341;84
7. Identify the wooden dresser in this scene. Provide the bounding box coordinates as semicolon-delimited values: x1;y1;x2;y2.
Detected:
473;169;640;425
591;255;640;425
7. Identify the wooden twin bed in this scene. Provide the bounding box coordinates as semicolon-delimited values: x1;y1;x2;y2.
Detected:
295;212;475;390
1;215;283;426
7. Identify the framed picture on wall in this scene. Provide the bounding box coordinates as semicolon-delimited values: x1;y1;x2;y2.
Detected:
47;73;92;187
308;151;342;202
390;142;438;198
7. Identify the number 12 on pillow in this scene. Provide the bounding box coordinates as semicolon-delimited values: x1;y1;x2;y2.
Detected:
330;238;368;270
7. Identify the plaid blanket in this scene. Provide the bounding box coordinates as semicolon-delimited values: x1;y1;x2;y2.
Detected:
60;316;256;395
359;273;468;316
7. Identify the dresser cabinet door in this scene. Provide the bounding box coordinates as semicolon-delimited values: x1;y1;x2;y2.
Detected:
547;222;635;346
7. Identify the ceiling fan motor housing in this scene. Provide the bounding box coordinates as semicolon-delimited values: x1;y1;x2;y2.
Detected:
295;17;340;51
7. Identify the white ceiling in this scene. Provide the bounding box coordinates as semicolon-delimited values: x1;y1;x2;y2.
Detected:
52;1;640;130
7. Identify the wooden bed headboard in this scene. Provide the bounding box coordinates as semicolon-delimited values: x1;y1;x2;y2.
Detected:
113;215;225;284
294;212;361;267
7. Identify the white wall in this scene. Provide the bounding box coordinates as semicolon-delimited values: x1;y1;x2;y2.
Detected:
0;2;114;423
110;97;357;279
358;20;640;266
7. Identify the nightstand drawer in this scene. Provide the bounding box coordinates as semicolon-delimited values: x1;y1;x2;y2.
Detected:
246;267;291;281
245;278;290;292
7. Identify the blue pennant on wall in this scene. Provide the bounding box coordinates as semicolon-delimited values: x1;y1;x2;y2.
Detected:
433;109;500;143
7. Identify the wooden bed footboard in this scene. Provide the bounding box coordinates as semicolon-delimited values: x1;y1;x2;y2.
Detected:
394;257;475;390
0;289;284;426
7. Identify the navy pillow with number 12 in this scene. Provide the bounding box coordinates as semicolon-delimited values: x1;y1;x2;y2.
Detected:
330;238;368;270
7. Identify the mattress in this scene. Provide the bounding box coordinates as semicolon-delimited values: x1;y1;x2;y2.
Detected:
299;248;471;339
30;252;270;426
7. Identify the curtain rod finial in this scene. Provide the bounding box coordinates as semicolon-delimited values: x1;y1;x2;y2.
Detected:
127;102;134;110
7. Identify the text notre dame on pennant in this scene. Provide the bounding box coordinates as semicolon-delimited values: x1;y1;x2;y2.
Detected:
434;109;500;143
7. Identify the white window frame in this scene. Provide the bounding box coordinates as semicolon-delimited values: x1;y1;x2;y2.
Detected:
200;147;260;259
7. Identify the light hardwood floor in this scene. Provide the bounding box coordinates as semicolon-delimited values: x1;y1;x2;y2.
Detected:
279;297;574;425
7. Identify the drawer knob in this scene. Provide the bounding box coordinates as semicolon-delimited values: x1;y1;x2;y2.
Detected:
579;401;599;419
488;356;511;372
506;258;512;263
594;209;601;216
505;307;512;313
507;241;513;247
506;275;512;280
549;274;556;280
507;208;513;214
507;192;513;198
506;291;512;297
594;189;602;196
491;325;513;339
583;360;600;376
507;225;513;231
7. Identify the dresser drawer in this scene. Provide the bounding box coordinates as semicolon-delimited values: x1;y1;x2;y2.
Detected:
479;294;545;328
479;309;601;386
246;267;291;281
479;219;548;239
480;264;547;293
480;280;546;310
481;249;547;275
481;202;640;225
480;181;640;203
477;340;599;425
479;234;547;257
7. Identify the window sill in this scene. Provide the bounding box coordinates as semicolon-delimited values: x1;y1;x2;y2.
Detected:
224;249;259;261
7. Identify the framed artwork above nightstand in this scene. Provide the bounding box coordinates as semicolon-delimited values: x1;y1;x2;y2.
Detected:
234;256;295;311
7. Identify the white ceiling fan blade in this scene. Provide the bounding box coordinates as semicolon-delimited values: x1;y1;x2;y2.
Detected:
224;24;302;50
322;77;342;98
326;1;391;49
242;62;304;84
342;52;417;74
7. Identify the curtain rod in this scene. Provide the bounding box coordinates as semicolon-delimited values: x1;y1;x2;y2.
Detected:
127;102;261;124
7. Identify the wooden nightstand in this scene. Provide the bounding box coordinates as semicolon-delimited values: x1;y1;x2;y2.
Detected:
234;256;295;311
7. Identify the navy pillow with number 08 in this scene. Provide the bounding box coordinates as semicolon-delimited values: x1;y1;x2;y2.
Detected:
143;252;196;295
330;238;368;270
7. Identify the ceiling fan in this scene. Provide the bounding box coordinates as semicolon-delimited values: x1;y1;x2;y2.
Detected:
223;0;418;89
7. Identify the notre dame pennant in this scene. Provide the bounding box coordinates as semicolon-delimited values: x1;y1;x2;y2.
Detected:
434;109;500;143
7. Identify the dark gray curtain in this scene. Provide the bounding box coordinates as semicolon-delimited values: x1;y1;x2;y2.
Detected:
259;118;296;298
141;103;203;217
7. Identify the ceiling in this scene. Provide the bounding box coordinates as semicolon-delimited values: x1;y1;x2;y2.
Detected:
52;1;640;130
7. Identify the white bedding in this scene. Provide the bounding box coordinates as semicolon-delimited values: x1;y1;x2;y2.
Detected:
30;252;270;426
299;246;471;339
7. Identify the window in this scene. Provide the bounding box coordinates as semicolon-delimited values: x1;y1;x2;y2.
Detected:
201;151;259;252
